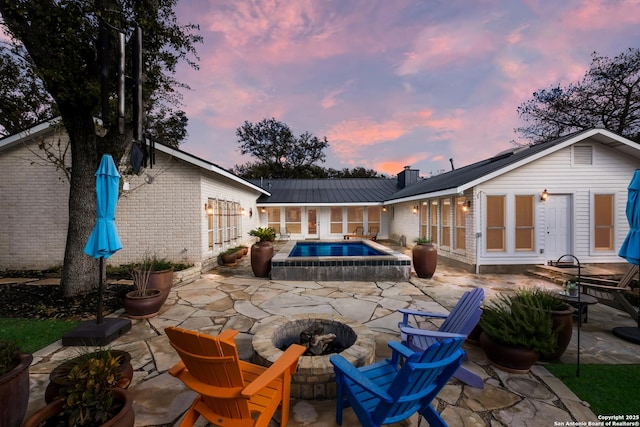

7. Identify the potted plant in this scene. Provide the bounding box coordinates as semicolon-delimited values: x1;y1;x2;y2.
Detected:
510;287;574;360
123;253;165;319
249;227;277;277
412;237;437;279
220;248;238;266
146;256;175;304
0;340;32;427
563;280;579;297
479;292;556;373
45;349;133;404
24;350;134;427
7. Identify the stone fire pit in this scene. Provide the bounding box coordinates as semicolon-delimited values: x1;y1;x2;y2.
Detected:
252;314;376;399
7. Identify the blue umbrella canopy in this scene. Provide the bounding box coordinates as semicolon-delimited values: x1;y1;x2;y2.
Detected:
618;169;640;265
83;154;123;259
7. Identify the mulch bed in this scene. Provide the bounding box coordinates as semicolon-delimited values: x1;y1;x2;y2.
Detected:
0;282;132;320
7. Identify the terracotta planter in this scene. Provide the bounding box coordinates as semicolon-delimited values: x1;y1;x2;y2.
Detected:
124;289;164;319
541;306;574;361
251;241;274;277
221;252;237;265
148;268;174;305
0;351;32;427
45;350;133;403
23;387;134;427
479;332;539;374
412;243;437;279
241;247;249;256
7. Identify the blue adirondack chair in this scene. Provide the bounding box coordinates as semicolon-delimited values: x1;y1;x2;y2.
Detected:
330;337;465;427
398;287;485;388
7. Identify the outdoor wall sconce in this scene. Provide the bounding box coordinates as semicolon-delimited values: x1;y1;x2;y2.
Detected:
205;203;213;215
260;207;266;213
462;200;472;212
382;206;387;212
540;189;549;202
248;208;253;218
412;206;418;214
241;207;246;215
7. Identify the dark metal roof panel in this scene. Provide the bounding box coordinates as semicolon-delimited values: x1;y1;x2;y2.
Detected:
251;178;398;204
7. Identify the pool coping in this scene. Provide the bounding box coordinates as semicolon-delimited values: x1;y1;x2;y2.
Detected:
271;239;411;281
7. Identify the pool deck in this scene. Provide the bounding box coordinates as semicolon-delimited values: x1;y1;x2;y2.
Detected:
18;242;640;426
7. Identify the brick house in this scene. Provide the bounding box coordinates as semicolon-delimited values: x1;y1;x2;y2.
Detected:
1;122;638;273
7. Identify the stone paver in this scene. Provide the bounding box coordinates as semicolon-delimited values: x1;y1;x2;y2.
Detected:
20;244;640;426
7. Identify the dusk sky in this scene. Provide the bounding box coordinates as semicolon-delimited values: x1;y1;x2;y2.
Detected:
169;1;638;176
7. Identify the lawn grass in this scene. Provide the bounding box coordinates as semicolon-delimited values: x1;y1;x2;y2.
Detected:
545;363;640;416
0;317;81;354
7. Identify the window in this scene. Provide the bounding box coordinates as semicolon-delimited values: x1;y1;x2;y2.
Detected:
347;206;364;234
207;200;214;250
330;207;343;233
420;202;428;238
430;201;438;243
267;207;281;232
285;207;302;233
515;195;534;251
486;196;505;251
594;194;614;250
216;199;224;244
454;197;466;250
367;206;380;234
225;201;233;242
441;198;451;247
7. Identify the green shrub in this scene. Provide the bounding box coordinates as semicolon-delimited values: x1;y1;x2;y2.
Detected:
249;227;276;242
480;293;556;354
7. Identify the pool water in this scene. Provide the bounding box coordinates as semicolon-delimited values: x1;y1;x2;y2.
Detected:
289;242;385;257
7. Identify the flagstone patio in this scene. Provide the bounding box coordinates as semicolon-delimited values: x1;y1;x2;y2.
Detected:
20;246;640;426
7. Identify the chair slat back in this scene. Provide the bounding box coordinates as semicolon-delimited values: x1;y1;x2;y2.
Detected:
373;337;464;425
165;327;250;419
439;287;485;334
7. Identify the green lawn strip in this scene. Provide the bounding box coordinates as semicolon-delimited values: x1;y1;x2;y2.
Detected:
545;363;640;416
0;317;80;354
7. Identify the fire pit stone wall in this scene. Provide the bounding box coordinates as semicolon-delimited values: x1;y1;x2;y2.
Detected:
252;314;376;399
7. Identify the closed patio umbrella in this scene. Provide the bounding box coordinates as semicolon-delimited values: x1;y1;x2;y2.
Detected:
62;154;131;346
614;169;640;344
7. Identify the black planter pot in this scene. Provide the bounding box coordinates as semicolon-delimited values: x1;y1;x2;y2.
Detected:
0;351;32;427
541;306;574;361
412;243;437;279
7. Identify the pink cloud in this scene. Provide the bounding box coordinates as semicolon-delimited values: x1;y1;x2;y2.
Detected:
559;0;640;29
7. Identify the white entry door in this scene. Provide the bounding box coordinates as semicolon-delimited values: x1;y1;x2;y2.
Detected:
306;208;319;239
544;195;572;262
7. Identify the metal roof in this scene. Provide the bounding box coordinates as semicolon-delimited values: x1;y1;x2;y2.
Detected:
250;178;399;205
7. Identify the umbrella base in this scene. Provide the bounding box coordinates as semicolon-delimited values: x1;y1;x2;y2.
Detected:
612;326;640;345
62;318;132;346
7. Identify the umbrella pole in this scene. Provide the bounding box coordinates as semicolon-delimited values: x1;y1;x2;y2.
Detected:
97;257;105;324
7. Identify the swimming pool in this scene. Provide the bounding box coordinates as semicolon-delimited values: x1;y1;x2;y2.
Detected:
270;240;411;281
289;241;385;257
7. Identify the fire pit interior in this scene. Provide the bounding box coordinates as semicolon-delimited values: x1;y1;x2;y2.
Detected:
252;314;376;400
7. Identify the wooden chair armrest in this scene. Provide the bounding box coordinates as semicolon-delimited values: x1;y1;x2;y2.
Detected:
168;360;186;377
172;368;244;398
581;283;631;292
241;344;306;398
330;355;393;403
400;326;466;340
217;329;239;344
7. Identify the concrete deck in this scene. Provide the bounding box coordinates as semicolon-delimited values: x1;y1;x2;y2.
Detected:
20;246;640;426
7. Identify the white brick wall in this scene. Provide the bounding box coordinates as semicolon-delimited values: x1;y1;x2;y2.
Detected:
0;132;71;269
0;131;264;271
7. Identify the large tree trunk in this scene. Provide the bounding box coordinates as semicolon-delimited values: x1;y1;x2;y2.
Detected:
61;111;99;296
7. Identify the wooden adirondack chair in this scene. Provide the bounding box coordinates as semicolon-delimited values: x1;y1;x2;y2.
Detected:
165;326;306;427
581;264;639;319
398;287;485;388
330;337;465;427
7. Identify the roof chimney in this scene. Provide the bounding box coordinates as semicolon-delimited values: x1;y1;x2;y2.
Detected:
397;166;419;188
449;158;455;170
